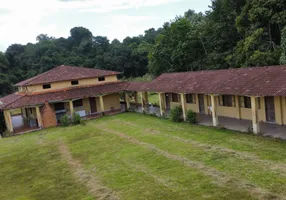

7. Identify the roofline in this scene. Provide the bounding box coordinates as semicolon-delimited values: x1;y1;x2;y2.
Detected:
15;65;121;87
158;65;286;76
15;73;121;87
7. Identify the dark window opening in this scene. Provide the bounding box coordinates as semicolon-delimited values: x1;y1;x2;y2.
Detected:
172;93;179;102
54;103;65;111
71;80;79;85
43;84;51;89
186;94;195;104
98;76;105;81
239;96;252;108
73;99;83;108
221;95;234;107
244;97;251;108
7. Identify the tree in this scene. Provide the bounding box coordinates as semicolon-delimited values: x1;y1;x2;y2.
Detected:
280;27;286;64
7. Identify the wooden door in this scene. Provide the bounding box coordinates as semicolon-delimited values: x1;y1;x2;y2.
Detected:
89;97;97;113
165;93;170;110
265;96;275;122
198;94;205;114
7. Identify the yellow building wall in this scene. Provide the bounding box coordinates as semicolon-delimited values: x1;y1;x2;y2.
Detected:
274;96;283;125
170;102;181;109
240;108;252;120
217;106;238;118
257;97;266;122
186;103;199;113
10;108;22;116
103;94;121;111
26;75;118;93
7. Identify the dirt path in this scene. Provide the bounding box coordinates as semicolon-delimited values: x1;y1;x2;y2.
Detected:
58;141;119;200
97;125;285;200
113;119;286;175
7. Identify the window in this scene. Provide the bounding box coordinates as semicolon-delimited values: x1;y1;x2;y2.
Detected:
245;97;251;108
172;93;179;102
73;99;83;108
54;103;65;111
71;80;79;85
220;95;235;107
98;76;105;81
186;94;196;104
43;84;51;89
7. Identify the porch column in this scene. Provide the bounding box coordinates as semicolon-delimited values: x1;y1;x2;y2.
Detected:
210;95;219;127
134;91;138;106
125;93;130;110
3;110;13;133
159;93;166;116
251;96;260;134
69;100;74;114
99;95;105;112
235;95;241;119
141;92;149;112
21;108;27;118
36;106;43;128
180;93;187;121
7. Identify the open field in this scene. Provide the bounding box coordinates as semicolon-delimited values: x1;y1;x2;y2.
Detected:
0;113;286;200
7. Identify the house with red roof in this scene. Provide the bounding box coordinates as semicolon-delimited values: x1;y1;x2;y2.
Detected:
1;65;286;137
0;65;133;134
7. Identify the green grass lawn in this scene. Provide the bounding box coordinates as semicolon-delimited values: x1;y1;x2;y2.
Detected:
0;113;286;200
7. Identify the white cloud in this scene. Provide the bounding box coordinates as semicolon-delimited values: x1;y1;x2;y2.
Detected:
0;0;180;51
102;15;155;41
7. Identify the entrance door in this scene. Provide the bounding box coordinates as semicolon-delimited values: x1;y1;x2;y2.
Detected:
198;94;205;114
89;97;97;113
265;97;275;122
165;93;170;110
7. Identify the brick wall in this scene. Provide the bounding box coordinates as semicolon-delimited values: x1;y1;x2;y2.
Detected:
41;102;57;128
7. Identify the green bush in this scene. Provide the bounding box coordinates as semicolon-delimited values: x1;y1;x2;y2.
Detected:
72;113;82;125
60;114;70;126
170;106;183;122
186;110;197;124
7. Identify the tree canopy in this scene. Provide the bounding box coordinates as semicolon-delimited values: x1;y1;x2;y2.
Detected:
1;0;286;94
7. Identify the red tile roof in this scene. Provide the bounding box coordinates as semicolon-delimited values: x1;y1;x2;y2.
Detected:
3;65;286;111
126;81;149;92
0;82;128;110
15;65;120;86
140;65;286;96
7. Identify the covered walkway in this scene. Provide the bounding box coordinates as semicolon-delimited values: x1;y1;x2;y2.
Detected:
197;114;286;140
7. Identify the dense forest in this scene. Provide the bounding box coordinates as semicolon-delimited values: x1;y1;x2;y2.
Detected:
0;0;286;133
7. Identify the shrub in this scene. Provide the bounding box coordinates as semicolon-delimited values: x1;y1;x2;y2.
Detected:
186;110;197;124
170;106;183;122
72;112;82;125
60;114;70;126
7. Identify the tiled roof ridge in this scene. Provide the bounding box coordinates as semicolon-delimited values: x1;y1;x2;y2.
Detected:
15;66;62;86
160;65;286;76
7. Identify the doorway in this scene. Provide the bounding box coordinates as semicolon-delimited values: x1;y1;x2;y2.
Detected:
89;97;97;113
165;93;170;110
265;97;276;123
198;94;205;114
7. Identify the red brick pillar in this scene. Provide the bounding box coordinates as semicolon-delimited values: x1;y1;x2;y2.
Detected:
41;102;57;128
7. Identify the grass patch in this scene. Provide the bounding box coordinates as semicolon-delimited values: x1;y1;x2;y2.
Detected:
0;113;285;199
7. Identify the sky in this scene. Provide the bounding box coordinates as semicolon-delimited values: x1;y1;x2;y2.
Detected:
0;0;211;52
